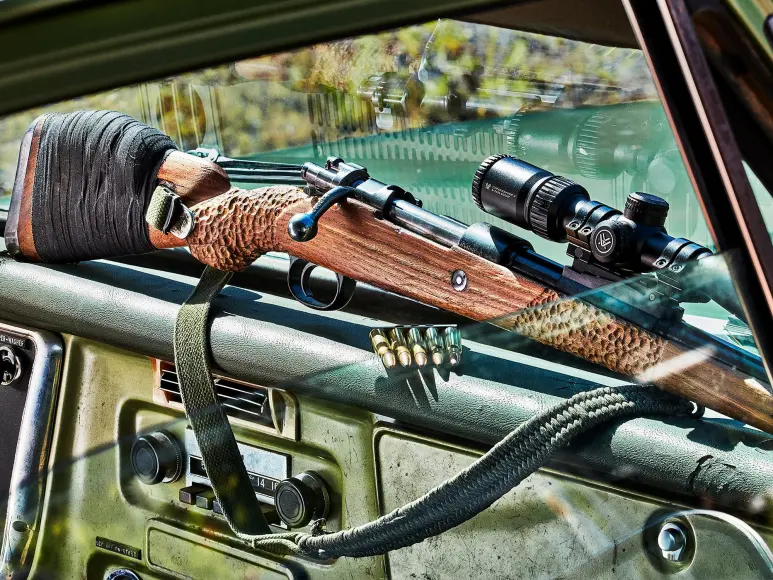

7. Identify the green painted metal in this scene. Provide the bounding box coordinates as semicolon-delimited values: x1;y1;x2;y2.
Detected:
29;335;384;578
30;337;773;578
376;428;773;579
0;0;508;117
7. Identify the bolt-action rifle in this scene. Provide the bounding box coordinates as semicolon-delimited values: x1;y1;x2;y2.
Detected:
6;111;773;432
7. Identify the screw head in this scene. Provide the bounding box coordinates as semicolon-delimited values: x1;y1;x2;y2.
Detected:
451;270;468;292
658;522;688;562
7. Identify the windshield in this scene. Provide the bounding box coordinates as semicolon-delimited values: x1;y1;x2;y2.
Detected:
0;20;759;349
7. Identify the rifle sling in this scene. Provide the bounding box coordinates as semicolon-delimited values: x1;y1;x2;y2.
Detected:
174;266;695;558
173;265;272;536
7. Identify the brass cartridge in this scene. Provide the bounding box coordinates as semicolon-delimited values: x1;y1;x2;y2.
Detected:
389;328;413;367
406;327;429;367
443;327;462;366
423;327;445;366
369;328;397;368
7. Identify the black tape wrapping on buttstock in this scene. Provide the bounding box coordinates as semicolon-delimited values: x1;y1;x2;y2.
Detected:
30;111;177;263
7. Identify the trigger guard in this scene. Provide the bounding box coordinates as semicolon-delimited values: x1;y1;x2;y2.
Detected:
287;257;356;311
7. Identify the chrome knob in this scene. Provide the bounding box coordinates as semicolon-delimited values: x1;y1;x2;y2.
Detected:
0;345;22;386
130;431;182;485
658;522;688;562
275;471;330;528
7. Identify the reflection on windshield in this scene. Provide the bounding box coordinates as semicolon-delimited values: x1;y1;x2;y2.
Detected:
1;20;683;244
0;20;733;339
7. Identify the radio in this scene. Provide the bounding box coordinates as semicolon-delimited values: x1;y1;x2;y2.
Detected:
129;425;331;530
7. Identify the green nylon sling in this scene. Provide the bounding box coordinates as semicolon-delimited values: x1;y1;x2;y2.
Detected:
173;266;272;536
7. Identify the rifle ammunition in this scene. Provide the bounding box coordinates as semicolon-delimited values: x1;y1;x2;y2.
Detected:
443;327;462;367
423;327;445;366
389;328;413;367
370;329;397;368
406;327;429;367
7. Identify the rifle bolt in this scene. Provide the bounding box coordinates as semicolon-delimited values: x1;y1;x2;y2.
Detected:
370;329;397;368
424;327;445;366
389;328;413;367
406;327;429;367
443;327;462;366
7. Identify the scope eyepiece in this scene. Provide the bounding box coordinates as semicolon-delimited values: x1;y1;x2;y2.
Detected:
472;154;590;242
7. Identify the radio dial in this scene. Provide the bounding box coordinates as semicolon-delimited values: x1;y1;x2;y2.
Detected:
274;471;330;528
130;431;182;485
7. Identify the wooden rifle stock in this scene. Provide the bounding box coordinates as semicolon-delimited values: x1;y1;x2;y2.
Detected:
11;119;773;432
152;169;773;433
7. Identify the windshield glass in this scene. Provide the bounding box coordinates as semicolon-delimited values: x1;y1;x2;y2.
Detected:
0;19;755;349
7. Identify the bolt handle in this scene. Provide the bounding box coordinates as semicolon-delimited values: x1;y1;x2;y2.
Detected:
288;186;357;242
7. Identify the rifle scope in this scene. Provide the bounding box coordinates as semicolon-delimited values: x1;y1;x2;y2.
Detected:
471;154;710;275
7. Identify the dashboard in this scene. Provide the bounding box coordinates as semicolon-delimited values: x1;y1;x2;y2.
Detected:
1;251;772;578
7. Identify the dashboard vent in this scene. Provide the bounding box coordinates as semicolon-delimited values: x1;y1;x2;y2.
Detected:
158;366;276;429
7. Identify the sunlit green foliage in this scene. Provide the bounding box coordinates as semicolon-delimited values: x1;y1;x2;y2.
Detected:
0;20;654;200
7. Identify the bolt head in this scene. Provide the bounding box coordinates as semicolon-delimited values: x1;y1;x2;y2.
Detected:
658;522;688;562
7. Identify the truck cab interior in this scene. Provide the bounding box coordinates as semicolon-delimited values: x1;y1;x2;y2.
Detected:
2;0;773;578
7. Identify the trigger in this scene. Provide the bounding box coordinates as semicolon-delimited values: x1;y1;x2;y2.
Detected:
287;256;356;311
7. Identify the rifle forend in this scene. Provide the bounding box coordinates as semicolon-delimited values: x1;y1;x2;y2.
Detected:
6;111;773;433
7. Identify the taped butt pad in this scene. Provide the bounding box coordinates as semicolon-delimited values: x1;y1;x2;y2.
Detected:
29;111;177;263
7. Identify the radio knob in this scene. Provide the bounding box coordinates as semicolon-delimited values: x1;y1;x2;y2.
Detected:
130;431;182;485
274;472;330;528
0;345;22;386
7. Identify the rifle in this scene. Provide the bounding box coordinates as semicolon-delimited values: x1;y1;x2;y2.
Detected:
6;110;773;433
